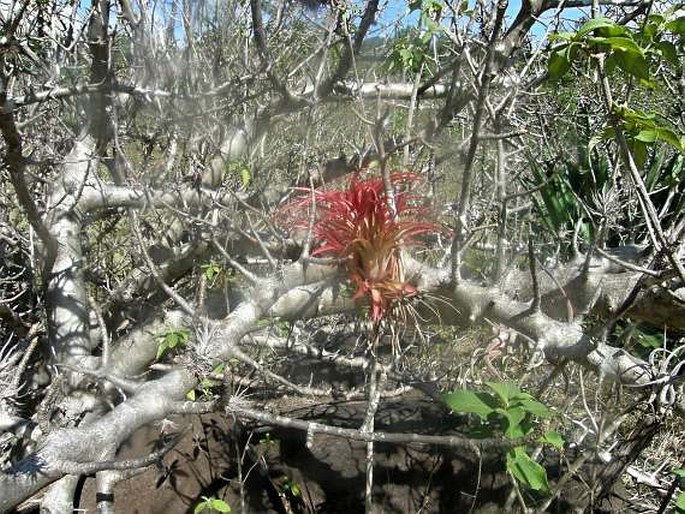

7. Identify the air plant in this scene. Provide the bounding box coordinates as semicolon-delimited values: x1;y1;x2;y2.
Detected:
279;173;439;322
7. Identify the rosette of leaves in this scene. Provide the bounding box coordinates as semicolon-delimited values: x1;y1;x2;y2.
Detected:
279;173;438;321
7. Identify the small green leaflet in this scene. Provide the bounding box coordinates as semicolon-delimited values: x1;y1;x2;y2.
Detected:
485;381;520;405
677;491;685;513
507;447;550;493
156;327;190;360
500;407;526;438
513;396;552;418
194;497;231;513
635;129;657;143
675;468;685;511
547;46;572;81
240;167;251;188
442;390;496;420
657;41;678;66
540;430;565;450
202;261;222;281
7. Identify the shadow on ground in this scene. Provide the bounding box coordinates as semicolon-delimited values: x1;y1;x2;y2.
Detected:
74;392;634;513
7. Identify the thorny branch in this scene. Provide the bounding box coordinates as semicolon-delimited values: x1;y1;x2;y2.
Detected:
0;0;683;511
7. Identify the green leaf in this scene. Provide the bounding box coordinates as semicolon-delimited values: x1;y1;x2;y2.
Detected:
615;105;651;123
186;389;196;401
442;390;496;420
548;46;571;81
631;140;649;169
635;129;657;143
527;155;578;232
195;497;231;514
583;34;649;80
541;430;565;450
502;407;527;438
666;16;685;36
513;396;553;418
655;126;685;153
674;468;685;478
485;382;520;406
424;18;441;37
677;491;685;512
577;18;617;38
280;477;302;497
642;20;658;40
240;167;251;188
156;328;190;360
587;37;648;80
647;13;665;27
614;106;685;153
588;35;643;54
542;181;574;230
209;499;231;513
203;261;222;281
156;341;168;361
167;332;179;348
657;41;679;66
595;24;629;38
646;149;667;190
506;447;550;492
613;48;649;80
605;52;619;74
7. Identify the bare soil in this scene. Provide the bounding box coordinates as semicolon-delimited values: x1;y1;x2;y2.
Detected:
74;393;634;513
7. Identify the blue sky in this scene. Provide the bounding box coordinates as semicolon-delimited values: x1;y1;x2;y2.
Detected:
374;0;589;40
62;0;590;47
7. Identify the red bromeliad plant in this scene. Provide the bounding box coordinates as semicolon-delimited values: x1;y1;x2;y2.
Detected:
279;173;438;322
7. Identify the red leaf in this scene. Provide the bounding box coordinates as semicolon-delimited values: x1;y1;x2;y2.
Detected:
277;172;440;320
